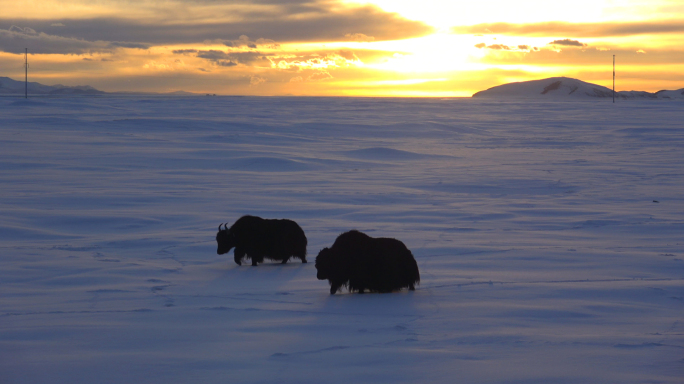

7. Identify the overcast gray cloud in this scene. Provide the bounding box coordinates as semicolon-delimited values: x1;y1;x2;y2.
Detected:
108;41;151;49
452;21;684;37
0;1;432;55
0;25;147;54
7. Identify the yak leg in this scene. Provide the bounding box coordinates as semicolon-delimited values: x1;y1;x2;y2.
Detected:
329;282;343;295
409;284;415;291
251;254;263;266
234;248;245;266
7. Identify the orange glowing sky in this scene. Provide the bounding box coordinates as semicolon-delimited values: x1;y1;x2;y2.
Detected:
1;0;683;96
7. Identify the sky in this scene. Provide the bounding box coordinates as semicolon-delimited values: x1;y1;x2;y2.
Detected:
1;0;683;96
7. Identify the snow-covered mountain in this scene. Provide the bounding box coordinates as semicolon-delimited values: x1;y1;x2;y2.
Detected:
653;89;684;99
473;77;684;99
0;76;206;96
0;76;105;95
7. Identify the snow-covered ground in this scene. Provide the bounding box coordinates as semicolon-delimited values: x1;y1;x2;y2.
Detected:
1;96;682;384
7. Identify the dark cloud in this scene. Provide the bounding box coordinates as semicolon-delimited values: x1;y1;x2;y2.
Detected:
217;60;238;67
218;35;280;49
225;51;270;64
0;1;432;54
173;49;199;55
1;26;107;54
223;35;256;48
188;46;373;70
176;46;390;71
452;21;684;37
196;49;270;67
549;39;586;47
196;50;229;61
225;41;255;49
10;26;37;35
108;41;151;49
0;25;150;54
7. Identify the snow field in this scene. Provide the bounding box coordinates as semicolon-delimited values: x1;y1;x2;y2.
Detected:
1;96;683;383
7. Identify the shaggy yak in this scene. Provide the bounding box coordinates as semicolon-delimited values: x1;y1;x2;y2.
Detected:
216;215;307;266
315;230;420;294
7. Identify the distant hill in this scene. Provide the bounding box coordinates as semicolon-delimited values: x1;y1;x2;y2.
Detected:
0;77;201;96
473;77;684;100
0;76;105;95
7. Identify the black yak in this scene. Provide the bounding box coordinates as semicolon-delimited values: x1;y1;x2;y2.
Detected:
216;215;307;266
315;230;420;294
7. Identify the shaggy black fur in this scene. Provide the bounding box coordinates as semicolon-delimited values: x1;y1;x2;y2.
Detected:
315;230;420;294
216;215;307;266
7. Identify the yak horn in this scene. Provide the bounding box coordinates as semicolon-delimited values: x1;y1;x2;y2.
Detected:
218;223;224;231
224;223;229;231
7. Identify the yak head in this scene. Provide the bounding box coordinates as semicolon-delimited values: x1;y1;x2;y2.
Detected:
216;223;236;255
315;247;337;280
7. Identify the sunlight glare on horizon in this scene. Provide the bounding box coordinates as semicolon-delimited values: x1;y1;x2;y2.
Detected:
1;0;683;95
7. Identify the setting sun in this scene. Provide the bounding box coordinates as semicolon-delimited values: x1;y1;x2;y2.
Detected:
1;0;682;95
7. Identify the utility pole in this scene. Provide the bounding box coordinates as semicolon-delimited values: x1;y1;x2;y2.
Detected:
25;48;28;99
612;55;615;103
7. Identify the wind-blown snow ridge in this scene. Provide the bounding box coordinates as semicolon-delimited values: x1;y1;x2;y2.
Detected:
473;77;684;99
343;147;437;161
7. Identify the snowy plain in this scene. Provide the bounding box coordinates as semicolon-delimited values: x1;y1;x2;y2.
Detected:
0;95;683;384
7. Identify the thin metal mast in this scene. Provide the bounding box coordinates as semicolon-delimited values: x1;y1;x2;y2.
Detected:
612;55;615;103
25;48;28;99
